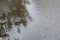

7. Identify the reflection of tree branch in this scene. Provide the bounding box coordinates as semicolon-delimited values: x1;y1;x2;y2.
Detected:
0;0;32;38
0;19;9;37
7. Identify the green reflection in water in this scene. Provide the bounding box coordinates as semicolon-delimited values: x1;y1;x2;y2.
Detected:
0;0;31;39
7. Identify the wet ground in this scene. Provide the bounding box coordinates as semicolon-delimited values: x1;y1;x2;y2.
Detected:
0;0;60;40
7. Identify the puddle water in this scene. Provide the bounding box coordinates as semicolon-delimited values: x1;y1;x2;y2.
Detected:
0;0;32;40
0;0;60;40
